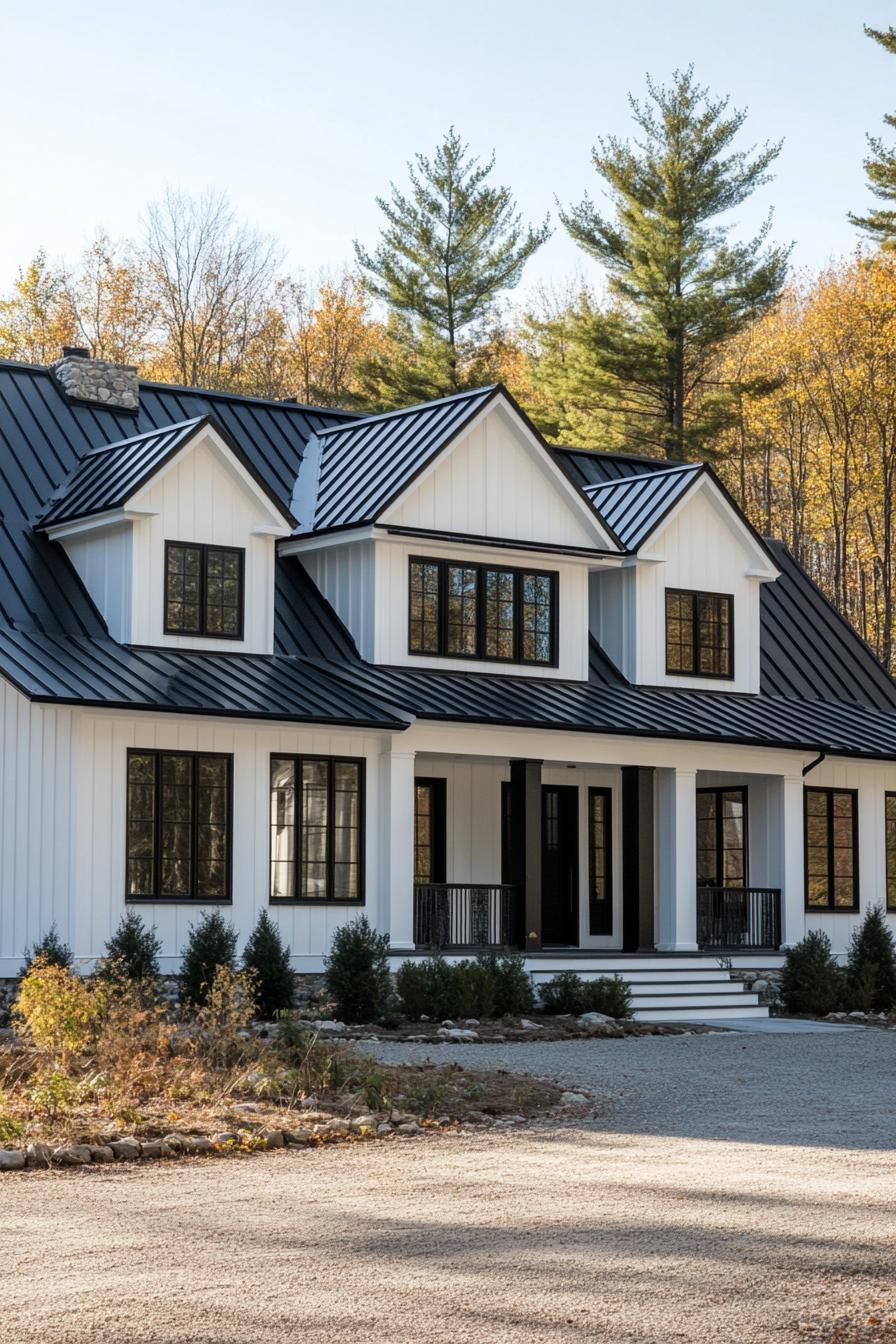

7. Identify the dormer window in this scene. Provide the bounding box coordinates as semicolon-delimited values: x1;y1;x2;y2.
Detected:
408;557;557;666
165;542;245;639
665;589;733;679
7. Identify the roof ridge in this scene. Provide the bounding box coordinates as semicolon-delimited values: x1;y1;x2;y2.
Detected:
80;416;206;458
584;462;703;493
316;384;498;437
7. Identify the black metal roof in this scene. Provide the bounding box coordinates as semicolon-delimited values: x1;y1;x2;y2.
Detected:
2;357;896;755
38;414;297;529
582;463;704;551
312;384;499;531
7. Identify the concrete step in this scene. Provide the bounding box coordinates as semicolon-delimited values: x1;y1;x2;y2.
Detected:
630;990;761;1010
530;967;735;986
634;1005;770;1023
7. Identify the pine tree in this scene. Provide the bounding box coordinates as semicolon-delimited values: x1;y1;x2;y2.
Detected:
354;128;549;406
845;904;896;1012
849;26;896;249
99;912;162;984
558;67;790;459
242;910;294;1020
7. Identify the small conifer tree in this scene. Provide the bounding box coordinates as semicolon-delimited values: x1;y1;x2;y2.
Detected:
325;917;392;1023
845;905;896;1012
780;930;843;1016
21;922;72;975
242;910;294;1020
98;912;162;984
179;911;238;1007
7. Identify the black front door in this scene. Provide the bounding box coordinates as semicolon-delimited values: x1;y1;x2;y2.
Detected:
541;785;579;945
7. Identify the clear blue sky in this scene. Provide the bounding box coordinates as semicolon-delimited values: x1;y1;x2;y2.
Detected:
2;0;895;302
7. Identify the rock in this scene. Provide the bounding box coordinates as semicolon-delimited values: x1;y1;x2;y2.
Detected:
190;1137;215;1154
441;1020;457;1028
397;1121;422;1134
519;1018;543;1031
140;1140;173;1159
109;1137;141;1161
849;1011;866;1019
53;1144;92;1165
257;1127;285;1148
0;1149;25;1171
232;1102;261;1113
245;1071;265;1087
577;1011;614;1027
825;1012;848;1021
436;1027;479;1042
463;1019;480;1027
377;1122;392;1135
283;1129;312;1146
211;1132;239;1147
751;978;770;993
25;1142;54;1168
314;1020;347;1033
90;1146;115;1163
351;1115;378;1131
435;1115;452;1126
504;1115;526;1124
559;1091;590;1108
299;1095;319;1109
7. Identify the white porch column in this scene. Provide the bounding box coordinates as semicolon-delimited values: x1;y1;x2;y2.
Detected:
655;767;698;952
379;745;416;951
773;774;805;949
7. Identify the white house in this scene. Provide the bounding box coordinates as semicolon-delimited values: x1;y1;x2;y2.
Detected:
2;349;895;1020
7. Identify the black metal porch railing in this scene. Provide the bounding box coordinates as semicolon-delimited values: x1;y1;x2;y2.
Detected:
696;886;782;951
413;883;523;951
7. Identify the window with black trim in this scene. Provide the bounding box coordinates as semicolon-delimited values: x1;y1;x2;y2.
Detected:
270;756;364;902
885;793;896;911
165;542;245;638
408;557;557;666
588;788;612;936
697;787;747;888
805;787;859;910
414;778;447;884
665;589;733;678
126;750;232;901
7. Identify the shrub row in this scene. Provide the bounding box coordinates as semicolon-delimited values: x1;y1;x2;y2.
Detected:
394;952;535;1022
781;905;896;1015
538;970;633;1018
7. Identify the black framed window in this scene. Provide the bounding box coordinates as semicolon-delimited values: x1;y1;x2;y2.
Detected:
588;787;613;936
887;794;896;911
165;542;244;638
414;778;447;884
126;750;232;902
408;557;558;666
697;787;747;888
270;756;364;903
665;589;733;678
805;787;859;910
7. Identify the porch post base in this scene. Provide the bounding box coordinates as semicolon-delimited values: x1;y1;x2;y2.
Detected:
388;940;417;953
655;941;699;953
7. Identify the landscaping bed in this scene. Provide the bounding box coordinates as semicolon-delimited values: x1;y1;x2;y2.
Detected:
289;1011;719;1044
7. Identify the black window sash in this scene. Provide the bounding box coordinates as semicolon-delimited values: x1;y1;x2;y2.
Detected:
126;749;233;903
164;541;245;639
408;556;558;666
887;792;896;911
665;588;734;679
696;786;748;888
414;777;447;884
803;787;859;911
588;787;613;936
269;755;365;903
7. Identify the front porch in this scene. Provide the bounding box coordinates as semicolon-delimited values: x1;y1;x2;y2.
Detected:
382;746;802;960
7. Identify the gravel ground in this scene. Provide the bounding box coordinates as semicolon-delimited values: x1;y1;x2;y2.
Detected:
1;1030;895;1344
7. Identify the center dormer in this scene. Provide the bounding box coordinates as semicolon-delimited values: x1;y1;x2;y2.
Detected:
37;417;296;654
282;386;623;680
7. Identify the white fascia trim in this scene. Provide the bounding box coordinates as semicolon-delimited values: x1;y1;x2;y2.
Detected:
280;525;377;555
377;393;622;553
44;508;158;541
374;528;622;570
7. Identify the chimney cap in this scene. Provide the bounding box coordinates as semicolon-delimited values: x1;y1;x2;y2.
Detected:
61;346;91;359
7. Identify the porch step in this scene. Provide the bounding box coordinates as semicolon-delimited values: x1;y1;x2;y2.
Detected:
629;991;761;1011
633;1005;770;1023
526;959;769;1023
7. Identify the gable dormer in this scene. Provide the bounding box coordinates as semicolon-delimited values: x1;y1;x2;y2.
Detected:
588;464;779;694
284;386;623;680
37;417;295;653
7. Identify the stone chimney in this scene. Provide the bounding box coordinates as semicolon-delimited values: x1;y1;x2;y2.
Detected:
51;347;140;412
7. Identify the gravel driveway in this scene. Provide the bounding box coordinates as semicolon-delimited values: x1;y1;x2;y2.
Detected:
2;1030;895;1344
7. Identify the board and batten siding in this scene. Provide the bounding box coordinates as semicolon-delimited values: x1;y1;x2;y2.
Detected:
298;543;376;662
634;484;766;694
0;681;76;976
383;402;604;549
63;524;133;644
127;434;287;654
72;710;388;972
